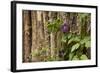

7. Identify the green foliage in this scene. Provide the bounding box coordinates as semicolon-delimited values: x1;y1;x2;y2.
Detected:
80;36;91;48
69;52;75;60
61;33;91;60
80;54;88;60
71;43;80;52
31;49;39;57
68;36;80;45
61;34;68;43
47;18;63;33
31;47;61;61
67;33;72;39
85;41;90;48
72;55;79;60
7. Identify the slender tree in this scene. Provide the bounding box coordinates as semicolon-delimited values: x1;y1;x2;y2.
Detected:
48;12;56;58
42;11;50;56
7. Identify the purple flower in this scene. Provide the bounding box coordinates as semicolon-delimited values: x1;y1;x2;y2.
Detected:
61;22;69;33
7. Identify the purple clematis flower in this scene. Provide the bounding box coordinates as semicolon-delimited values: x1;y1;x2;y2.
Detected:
61;22;69;33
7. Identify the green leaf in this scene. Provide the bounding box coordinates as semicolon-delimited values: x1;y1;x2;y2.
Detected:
67;33;72;39
80;39;85;45
80;36;90;45
80;54;88;60
72;55;79;60
74;37;80;41
71;43;80;52
46;18;63;33
69;53;74;60
68;38;74;44
80;36;91;48
85;41;91;48
61;35;67;43
68;37;80;45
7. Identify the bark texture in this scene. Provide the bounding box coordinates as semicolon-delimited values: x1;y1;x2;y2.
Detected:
23;11;32;62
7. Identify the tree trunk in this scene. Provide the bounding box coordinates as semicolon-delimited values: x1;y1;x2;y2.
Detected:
48;12;56;58
42;11;50;56
23;10;32;62
50;32;55;58
36;11;45;61
31;11;39;62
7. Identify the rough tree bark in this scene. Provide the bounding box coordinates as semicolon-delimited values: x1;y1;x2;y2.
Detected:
31;11;39;62
48;12;56;58
23;10;32;62
56;12;62;58
42;11;50;56
36;11;45;61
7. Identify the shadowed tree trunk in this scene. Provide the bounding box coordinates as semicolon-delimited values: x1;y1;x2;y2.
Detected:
42;11;50;56
55;12;62;58
36;11;45;61
31;11;39;62
23;10;32;62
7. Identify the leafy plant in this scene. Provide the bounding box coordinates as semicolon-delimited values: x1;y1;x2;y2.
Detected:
80;54;88;60
46;18;63;33
71;43;80;52
61;33;91;60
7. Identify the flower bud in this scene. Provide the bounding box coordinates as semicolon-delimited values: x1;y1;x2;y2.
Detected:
61;22;69;33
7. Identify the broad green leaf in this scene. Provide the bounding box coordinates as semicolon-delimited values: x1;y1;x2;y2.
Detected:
67;33;72;39
68;37;80;45
72;55;79;60
80;36;91;48
80;54;88;60
80;36;90;45
83;36;90;42
68;38;74;44
69;53;74;60
71;43;80;52
74;37;80;41
80;39;85;45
